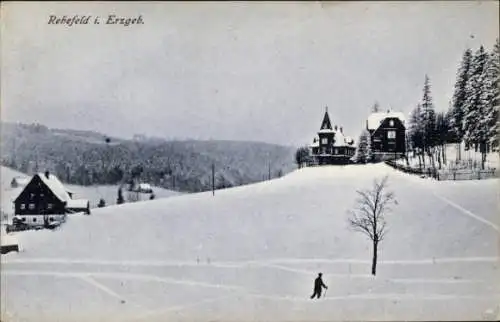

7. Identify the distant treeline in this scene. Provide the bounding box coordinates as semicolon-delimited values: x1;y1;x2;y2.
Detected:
1;122;295;192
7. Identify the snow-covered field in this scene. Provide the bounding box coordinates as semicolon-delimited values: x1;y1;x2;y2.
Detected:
1;166;181;220
1;163;499;321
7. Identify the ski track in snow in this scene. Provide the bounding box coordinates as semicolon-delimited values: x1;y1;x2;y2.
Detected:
244;292;499;302
2;270;247;291
429;191;499;232
78;275;144;309
4;269;496;321
3;256;499;266
400;172;499;232
1;262;493;286
126;293;500;321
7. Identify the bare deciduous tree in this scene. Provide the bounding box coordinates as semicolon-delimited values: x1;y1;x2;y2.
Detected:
348;176;396;276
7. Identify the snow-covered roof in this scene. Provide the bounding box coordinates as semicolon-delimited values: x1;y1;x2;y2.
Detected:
318;128;335;134
138;183;152;190
66;199;89;209
367;111;406;130
37;173;72;202
310;140;320;148
1;231;18;247
13;173;89;206
333;130;346;147
12;176;30;185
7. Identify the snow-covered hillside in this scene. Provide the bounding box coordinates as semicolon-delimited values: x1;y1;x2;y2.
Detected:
1;164;499;321
1;166;181;219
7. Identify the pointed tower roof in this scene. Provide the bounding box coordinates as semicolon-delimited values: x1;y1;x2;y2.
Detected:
318;106;334;133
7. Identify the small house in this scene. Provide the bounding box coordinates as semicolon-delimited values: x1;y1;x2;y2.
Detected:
13;171;90;227
137;183;153;193
128;181;153;194
366;110;406;161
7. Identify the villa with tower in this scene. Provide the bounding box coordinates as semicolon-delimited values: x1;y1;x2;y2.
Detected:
308;107;356;165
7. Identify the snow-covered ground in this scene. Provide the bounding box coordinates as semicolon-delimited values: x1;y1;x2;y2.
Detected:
1;166;182;221
1;163;499;321
401;143;500;171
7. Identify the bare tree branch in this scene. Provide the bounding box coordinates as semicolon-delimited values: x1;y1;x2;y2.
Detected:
347;175;397;275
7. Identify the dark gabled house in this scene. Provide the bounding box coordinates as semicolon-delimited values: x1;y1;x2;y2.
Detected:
308;107;356;165
366;111;406;161
13;171;90;223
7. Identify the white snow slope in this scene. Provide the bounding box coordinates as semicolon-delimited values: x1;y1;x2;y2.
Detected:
1;163;499;322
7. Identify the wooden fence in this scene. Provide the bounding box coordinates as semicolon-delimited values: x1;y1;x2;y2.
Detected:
385;160;498;181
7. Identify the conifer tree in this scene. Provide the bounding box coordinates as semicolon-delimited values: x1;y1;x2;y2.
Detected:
408;104;425;168
435;112;450;168
355;130;372;163
463;46;488;150
450;48;472;144
420;75;436;168
480;39;499;151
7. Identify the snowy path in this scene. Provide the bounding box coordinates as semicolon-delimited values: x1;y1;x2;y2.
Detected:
1;164;499;321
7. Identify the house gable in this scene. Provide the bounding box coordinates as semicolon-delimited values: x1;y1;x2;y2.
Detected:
370;117;406;155
320;109;333;130
14;175;67;215
367;111;406;132
371;117;405;137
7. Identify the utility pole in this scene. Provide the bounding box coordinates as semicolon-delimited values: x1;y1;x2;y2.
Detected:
12;135;16;168
268;161;271;180
212;163;215;196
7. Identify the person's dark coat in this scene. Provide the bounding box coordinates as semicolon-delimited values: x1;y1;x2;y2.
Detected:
310;273;327;299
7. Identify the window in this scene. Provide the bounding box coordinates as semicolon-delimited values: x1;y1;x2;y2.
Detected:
40;193;45;197
49;217;54;222
387;131;396;139
47;203;53;210
334;148;338;155
21;217;26;222
33;218;37;222
389;120;394;127
30;193;35;199
321;138;328;144
20;204;26;210
29;203;35;210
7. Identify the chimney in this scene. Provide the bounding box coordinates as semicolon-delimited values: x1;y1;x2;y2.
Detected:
45;171;50;179
340;127;343;133
334;125;338;131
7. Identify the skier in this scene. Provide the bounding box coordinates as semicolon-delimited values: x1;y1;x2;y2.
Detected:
310;272;328;299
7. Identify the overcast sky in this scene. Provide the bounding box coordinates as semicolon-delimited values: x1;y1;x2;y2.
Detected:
1;2;498;146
